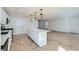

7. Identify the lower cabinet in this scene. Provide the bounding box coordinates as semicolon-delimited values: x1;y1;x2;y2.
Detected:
8;37;12;51
1;30;12;51
27;29;47;47
8;30;12;51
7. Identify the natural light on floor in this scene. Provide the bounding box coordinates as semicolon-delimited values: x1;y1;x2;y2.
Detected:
58;46;66;51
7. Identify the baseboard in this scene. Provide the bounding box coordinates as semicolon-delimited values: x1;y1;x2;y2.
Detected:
50;30;70;33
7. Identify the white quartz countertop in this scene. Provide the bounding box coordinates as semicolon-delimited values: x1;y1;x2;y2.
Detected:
29;28;49;32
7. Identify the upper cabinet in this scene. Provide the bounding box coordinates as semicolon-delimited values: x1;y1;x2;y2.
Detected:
0;8;1;24
1;8;9;24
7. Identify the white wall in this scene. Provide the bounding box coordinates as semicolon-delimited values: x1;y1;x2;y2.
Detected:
48;18;70;32
47;8;79;33
70;17;79;33
48;16;79;33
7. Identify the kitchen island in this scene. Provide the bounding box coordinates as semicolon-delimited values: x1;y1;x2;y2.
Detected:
27;29;48;47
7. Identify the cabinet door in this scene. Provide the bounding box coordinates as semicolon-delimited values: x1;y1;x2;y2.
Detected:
1;8;8;24
0;8;1;24
34;32;38;41
0;25;1;50
15;19;23;34
8;38;11;51
8;31;12;51
15;18;28;34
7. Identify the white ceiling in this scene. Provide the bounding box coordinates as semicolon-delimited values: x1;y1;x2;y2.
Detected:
2;7;79;19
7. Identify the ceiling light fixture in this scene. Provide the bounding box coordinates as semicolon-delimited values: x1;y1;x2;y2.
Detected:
30;9;44;20
40;9;43;18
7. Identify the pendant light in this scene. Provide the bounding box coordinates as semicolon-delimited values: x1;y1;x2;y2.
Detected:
40;9;43;18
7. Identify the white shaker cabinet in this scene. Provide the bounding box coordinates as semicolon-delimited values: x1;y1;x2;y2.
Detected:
0;25;1;51
1;30;12;51
0;8;1;24
8;30;12;51
27;29;47;47
1;8;8;24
